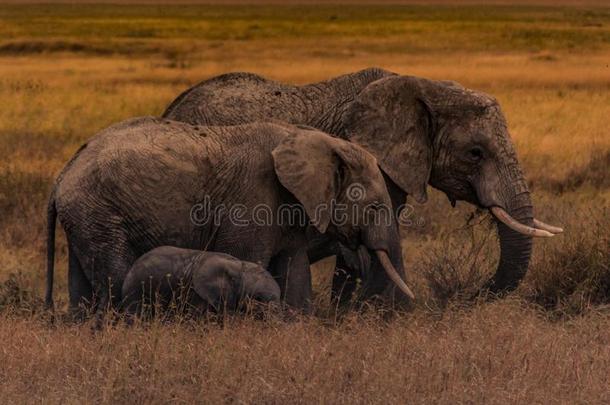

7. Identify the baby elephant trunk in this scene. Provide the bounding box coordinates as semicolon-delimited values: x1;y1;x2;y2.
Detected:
240;266;281;304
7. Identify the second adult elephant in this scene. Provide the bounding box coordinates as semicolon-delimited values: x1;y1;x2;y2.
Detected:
163;68;562;304
46;117;414;317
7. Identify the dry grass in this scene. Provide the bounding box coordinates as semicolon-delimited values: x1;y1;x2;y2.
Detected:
0;3;609;403
1;305;609;403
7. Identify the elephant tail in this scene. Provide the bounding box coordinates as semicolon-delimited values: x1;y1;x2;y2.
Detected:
45;193;57;310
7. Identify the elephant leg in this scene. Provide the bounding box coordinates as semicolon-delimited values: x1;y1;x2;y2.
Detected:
68;247;93;322
330;254;360;308
122;299;139;326
92;245;134;329
308;235;361;308
330;244;370;308
93;275;124;330
119;286;144;324
307;234;337;264
270;248;312;313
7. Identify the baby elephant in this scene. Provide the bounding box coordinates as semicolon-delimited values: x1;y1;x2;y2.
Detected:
121;246;281;317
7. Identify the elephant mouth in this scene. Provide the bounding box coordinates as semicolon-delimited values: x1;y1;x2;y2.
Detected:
489;206;563;238
448;189;563;237
464;180;563;238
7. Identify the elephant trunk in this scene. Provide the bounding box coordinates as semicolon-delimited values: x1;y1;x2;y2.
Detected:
478;140;559;293
362;223;416;300
376;250;416;300
489;190;534;293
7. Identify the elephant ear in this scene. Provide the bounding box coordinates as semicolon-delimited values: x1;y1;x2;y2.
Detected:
272;130;345;234
342;76;435;204
192;256;238;311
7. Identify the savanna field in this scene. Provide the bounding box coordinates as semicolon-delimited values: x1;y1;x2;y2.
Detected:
0;1;609;402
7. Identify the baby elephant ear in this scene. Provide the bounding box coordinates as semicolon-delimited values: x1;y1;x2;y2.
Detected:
272;130;340;234
192;256;238;311
343;76;433;204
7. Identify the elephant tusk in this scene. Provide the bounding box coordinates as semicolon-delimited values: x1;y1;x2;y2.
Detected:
375;250;416;301
533;218;564;234
490;207;554;238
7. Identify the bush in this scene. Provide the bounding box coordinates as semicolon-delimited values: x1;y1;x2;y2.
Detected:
418;206;610;317
419;219;497;310
0;272;43;316
525;207;610;315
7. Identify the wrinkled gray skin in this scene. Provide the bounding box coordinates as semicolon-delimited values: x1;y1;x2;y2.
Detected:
121;246;281;316
46;117;405;317
163;68;537;302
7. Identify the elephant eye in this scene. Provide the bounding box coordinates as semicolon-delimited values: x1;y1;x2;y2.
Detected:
468;147;484;162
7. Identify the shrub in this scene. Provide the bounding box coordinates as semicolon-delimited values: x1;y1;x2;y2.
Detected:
525;207;610;315
419;219;496;310
0;272;43;316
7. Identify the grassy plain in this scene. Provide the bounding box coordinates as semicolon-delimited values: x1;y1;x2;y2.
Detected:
0;3;609;403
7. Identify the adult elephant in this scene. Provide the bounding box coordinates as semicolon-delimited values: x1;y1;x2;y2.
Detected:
46;117;414;317
163;68;562;305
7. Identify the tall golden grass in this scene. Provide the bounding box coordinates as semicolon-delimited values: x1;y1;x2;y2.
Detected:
1;304;609;403
0;3;608;403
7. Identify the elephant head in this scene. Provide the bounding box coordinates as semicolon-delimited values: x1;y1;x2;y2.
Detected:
272;128;415;300
192;254;281;310
342;76;562;293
